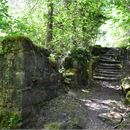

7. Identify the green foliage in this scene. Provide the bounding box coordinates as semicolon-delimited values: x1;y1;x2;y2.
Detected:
125;91;130;105
97;0;130;47
3;0;108;56
0;110;22;129
0;0;11;38
64;47;90;69
48;53;57;64
51;0;107;53
1;0;130;52
71;47;90;66
0;0;9;29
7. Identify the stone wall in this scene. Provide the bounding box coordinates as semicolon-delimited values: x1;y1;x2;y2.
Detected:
91;46;110;56
0;36;62;127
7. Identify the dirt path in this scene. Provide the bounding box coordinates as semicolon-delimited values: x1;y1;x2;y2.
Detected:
34;80;129;129
82;81;126;129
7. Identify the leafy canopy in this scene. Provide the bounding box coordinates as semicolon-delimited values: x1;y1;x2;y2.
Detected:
1;0;130;52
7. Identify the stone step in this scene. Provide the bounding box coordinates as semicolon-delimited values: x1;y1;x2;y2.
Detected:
99;63;121;67
99;59;121;64
107;48;120;52
101;55;115;58
93;76;121;81
93;48;122;82
95;69;121;73
93;73;121;78
94;71;121;75
97;65;121;69
100;57;117;61
104;53;119;56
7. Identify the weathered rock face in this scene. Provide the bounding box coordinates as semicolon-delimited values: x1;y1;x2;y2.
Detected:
0;36;62;125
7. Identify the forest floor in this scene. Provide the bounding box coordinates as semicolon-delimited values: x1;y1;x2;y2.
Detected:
35;80;130;130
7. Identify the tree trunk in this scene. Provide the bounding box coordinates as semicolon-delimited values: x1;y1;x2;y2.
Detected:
46;1;53;45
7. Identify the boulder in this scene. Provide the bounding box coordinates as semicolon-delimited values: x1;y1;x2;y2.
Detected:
98;111;123;124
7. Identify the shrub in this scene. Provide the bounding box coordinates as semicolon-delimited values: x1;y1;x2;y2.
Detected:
0;110;22;129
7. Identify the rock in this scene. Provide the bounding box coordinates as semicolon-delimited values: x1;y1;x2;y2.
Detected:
67;90;77;98
98;111;123;124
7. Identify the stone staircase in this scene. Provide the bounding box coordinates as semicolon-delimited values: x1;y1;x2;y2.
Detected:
93;48;123;81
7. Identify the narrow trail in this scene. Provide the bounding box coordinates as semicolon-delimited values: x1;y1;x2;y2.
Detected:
34;80;128;129
82;81;126;129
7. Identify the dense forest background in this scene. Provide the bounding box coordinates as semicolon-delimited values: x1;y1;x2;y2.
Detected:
0;0;130;56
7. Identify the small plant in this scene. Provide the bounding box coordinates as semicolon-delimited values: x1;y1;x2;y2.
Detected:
48;54;57;64
64;47;90;69
0;110;22;129
44;122;61;130
126;91;130;104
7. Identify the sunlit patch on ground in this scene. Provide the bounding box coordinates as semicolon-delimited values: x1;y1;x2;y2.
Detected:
81;98;126;112
98;81;121;90
81;89;90;93
82;99;110;111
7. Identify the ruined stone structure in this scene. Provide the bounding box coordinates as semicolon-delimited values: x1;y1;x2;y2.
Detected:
0;36;62;125
93;48;123;81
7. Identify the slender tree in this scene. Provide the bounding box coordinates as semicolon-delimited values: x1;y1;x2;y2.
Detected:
46;0;54;45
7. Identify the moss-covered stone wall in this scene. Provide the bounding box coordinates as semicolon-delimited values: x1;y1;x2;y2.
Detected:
0;36;62;128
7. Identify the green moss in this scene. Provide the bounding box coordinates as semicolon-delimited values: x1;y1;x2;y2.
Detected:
48;54;57;64
126;91;130;104
44;122;61;130
2;35;31;44
1;35;31;54
118;64;122;68
65;68;77;76
1;35;50;57
121;77;130;92
115;120;129;129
